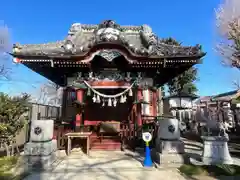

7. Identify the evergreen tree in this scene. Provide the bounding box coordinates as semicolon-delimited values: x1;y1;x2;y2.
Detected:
0;93;30;156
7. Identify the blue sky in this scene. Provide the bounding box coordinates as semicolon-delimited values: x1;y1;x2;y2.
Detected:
1;0;239;96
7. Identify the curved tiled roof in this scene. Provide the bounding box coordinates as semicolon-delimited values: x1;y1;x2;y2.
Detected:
11;20;206;60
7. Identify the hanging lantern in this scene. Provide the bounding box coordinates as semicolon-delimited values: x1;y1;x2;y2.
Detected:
128;88;133;96
108;98;112;106
113;99;117;107
87;88;91;96
120;95;124;103
92;94;96;103
96;95;101;103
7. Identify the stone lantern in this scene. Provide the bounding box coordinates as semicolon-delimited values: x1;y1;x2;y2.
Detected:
163;92;199;120
155;115;186;166
155;92;198;166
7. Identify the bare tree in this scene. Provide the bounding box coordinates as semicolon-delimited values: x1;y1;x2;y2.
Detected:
0;21;11;80
215;0;240;68
34;81;63;106
232;79;240;90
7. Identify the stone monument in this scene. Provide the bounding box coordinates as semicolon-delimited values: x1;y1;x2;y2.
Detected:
23;120;57;169
155;117;186;166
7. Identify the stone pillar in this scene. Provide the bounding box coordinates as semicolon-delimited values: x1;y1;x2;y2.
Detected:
137;89;143;126
75;89;84;131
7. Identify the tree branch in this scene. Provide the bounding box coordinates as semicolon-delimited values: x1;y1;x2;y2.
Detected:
215;0;240;68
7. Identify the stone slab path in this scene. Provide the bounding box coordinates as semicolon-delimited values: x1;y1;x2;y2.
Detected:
24;169;186;180
22;138;240;180
22;150;187;180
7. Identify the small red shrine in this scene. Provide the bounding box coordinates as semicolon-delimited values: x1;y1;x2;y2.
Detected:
11;20;205;150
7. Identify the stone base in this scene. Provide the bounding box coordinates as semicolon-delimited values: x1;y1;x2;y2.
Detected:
160;153;187;165
154;140;187;167
24;140;57;156
23;153;57;169
153;152;188;167
202;157;233;165
201;136;233;165
156;139;185;154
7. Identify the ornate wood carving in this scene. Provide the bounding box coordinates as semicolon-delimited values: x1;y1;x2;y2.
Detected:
97;50;121;62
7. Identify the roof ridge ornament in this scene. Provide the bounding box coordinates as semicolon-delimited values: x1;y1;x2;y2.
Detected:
98;20;120;30
68;23;82;36
95;20;123;43
140;24;162;55
62;39;76;54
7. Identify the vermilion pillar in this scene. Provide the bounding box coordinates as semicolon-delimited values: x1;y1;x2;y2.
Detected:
137;89;143;126
75;89;84;131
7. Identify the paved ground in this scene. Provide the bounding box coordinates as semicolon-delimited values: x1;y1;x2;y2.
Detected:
22;149;187;180
21;138;240;180
24;168;186;180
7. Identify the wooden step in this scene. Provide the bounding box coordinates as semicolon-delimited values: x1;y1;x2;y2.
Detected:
91;137;121;143
90;143;121;150
91;135;121;139
91;140;121;145
90;140;121;150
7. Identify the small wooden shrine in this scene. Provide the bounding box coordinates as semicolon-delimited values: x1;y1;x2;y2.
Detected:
11;20;205;150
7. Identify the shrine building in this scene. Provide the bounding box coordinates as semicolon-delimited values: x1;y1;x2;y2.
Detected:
11;20;206;151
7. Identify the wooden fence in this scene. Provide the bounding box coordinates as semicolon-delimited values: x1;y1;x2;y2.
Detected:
30;103;61;121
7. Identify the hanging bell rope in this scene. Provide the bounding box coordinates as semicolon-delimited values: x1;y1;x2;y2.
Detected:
83;80;136;99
